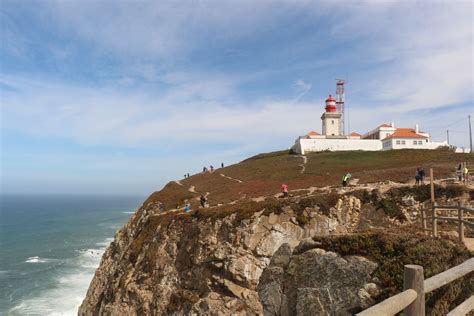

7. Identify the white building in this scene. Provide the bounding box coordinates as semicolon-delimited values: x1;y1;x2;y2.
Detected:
291;95;447;155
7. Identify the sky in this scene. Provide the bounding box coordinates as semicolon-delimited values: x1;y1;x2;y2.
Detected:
1;0;473;195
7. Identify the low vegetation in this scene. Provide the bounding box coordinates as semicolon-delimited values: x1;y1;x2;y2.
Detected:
145;149;473;213
315;232;473;315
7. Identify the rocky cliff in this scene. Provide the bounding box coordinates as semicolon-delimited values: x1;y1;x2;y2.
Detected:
79;176;473;315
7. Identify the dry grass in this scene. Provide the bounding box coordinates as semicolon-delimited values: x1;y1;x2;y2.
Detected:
142;149;474;216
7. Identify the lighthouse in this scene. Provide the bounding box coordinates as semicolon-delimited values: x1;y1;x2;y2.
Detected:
321;94;343;136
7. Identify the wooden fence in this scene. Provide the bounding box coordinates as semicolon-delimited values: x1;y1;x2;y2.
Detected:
358;168;474;315
421;203;474;242
419;167;474;241
357;258;474;316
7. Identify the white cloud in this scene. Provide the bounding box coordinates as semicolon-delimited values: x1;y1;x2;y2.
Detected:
0;74;319;149
335;1;474;112
1;1;472;149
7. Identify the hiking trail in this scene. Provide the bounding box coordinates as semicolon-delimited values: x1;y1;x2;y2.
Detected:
299;155;307;174
220;173;243;183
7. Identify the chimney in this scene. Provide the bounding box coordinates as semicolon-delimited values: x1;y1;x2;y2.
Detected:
415;124;419;134
391;122;395;128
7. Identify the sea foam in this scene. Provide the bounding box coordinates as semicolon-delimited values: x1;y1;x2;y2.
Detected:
10;237;113;315
25;256;48;263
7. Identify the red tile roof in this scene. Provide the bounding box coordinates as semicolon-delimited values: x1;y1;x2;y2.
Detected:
383;128;428;139
349;132;361;136
378;123;392;128
307;131;320;136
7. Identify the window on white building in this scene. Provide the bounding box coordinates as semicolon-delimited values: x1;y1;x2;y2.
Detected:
413;140;417;145
418;141;423;145
331;120;334;125
401;140;406;145
396;140;400;145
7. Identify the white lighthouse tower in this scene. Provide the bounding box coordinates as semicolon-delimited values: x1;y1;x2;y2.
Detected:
321;94;342;136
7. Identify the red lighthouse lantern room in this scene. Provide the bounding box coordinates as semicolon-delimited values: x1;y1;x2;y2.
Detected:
325;94;337;112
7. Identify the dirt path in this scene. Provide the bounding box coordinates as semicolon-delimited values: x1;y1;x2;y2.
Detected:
220;173;243;183
299;155;307;174
174;180;184;186
188;185;196;193
463;238;474;252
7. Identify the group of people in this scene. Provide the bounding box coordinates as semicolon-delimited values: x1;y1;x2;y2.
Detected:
415;167;426;185
203;163;225;173
456;163;470;184
280;172;353;198
183;163;226;179
175;194;209;213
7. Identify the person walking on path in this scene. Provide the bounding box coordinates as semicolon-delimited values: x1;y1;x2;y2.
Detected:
456;163;463;181
419;168;426;184
221;162;224;168
200;195;207;208
203;166;207;173
210;165;214;172
281;184;289;198
415;168;421;185
463;165;469;184
184;200;191;212
342;173;351;187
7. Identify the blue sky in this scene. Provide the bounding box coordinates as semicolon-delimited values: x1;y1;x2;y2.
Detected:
1;1;473;195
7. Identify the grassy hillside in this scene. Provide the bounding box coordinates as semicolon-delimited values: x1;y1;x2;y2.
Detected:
157;149;474;209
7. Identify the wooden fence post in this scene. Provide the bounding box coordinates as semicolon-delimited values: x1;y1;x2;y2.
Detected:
458;203;464;243
421;209;427;235
430;168;437;237
430;168;435;202
404;265;425;316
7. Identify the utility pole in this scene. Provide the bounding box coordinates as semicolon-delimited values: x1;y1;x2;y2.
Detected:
469;115;473;154
447;130;449;145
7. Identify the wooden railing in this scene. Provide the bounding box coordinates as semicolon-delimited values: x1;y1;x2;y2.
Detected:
357;258;474;316
419;167;474;242
421;203;474;242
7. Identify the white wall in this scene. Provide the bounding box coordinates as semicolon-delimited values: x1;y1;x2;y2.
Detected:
390;139;448;150
293;138;382;154
455;147;471;153
382;139;393;151
323;117;341;136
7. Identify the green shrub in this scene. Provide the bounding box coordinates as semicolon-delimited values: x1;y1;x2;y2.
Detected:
444;184;467;199
314;232;473;315
350;189;372;204
377;197;404;220
295;192;340;216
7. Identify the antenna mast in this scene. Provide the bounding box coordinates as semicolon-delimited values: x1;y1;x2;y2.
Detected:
335;79;346;135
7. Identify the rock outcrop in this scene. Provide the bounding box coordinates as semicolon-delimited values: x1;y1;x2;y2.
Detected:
258;243;379;315
79;194;374;315
79;180;473;315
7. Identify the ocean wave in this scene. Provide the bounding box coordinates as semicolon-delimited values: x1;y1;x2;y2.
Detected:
25;256;48;263
122;211;135;214
10;237;115;315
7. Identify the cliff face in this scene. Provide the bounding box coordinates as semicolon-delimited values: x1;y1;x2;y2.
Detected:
79;193;380;315
79;180;473;315
79;148;474;315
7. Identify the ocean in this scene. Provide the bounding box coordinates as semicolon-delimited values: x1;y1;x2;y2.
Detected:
0;194;145;315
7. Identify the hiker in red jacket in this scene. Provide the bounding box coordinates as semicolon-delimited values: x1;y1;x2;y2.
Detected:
281;184;289;198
